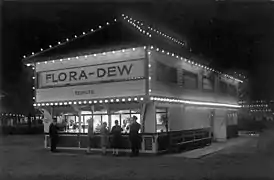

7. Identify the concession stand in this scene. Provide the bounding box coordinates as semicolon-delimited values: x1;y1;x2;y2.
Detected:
22;14;242;154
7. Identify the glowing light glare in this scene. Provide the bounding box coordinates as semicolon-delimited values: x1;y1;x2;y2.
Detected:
134;98;138;101
140;97;144;101
49;45;52;48
94;100;98;103
116;99;120;102
148;64;151;68
23;55;26;58
128;98;132;101
110;99;114;102
122;98;126;102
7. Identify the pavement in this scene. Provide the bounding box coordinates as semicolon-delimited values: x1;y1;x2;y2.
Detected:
168;136;255;158
2;134;274;180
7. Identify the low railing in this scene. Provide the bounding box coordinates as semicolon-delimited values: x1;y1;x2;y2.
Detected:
156;128;212;153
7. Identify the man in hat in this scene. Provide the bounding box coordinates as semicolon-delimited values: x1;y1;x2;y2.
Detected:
129;116;141;156
49;118;59;152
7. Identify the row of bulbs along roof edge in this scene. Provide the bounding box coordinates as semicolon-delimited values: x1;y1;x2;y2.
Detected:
22;13;186;60
1;113;25;117
33;96;241;108
21;14;245;83
26;46;243;83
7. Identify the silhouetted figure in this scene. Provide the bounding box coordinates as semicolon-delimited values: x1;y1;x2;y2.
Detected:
49;118;59;152
129;116;141;157
111;120;123;156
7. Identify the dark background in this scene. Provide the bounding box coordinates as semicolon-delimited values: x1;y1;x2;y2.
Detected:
2;0;274;114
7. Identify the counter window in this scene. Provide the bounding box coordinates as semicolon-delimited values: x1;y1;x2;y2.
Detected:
156;108;168;133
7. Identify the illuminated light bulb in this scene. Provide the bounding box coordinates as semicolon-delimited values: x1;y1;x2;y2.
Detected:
83;32;86;35
73;102;77;104
94;100;97;103
162;50;165;53
172;53;174;56
41;103;45;106
150;46;154;49
149;89;152;92
64;102;68;105
148;51;151;55
134;98;138;101
46;103;49;106
156;48;159;51
37;62;40;65
116;99;119;102
76;56;79;59
60;59;63;62
83;101;87;104
59;102;63;105
68;58;71;60
143;46;147;49
132;48;136;51
122;49;125;52
149;76;152;80
52;60;55;63
99;100;103;103
102;52;106;55
122;98;126;102
32;87;35;90
75;35;77;38
128;98;132;101
88;101;92;104
32;77;35;79
50;103;53;106
41;48;43;51
33;104;37;107
167;52;169;55
114;19;117;22
58;42;61;44
105;100;108;103
150;97;154;100
33;97;35;100
26;64;31;67
23;55;26;58
122;14;124;16
149;35;152;37
99;25;102;28
32;52;34;55
112;51;115;54
148;64;151;68
93;54;97;57
110;99;114;102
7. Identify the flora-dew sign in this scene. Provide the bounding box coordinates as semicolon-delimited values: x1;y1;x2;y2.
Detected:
38;60;144;88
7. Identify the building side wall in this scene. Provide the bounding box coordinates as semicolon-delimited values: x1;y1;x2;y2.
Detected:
148;51;239;105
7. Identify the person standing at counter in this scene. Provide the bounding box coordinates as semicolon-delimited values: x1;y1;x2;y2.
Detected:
87;118;94;154
49;118;59;153
111;120;123;156
100;122;109;155
129;116;141;157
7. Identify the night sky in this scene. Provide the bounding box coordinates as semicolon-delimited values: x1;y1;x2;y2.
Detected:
2;1;274;114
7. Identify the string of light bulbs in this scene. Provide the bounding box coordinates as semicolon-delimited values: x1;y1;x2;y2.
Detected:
122;14;185;47
22;18;118;60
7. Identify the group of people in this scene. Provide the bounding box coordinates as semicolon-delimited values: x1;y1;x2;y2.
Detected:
87;115;141;156
49;116;141;157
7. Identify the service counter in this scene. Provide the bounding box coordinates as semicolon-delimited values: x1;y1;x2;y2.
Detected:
44;128;212;154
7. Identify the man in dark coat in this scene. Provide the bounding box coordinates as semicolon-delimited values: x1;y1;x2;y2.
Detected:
129;116;141;157
49;118;59;152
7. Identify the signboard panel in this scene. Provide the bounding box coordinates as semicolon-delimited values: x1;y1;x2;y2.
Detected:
38;59;144;88
36;80;146;103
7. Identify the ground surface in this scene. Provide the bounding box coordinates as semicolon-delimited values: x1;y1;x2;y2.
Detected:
1;135;274;180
